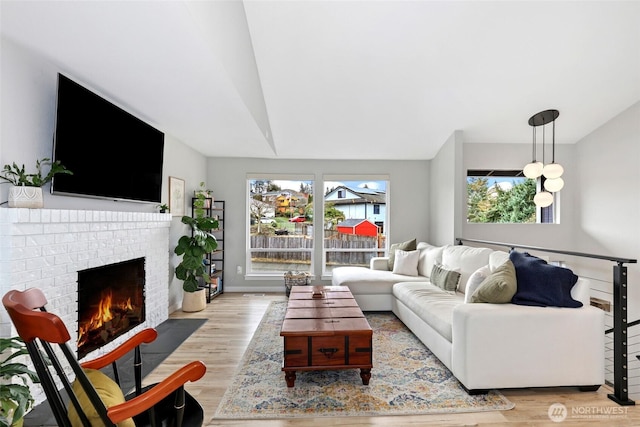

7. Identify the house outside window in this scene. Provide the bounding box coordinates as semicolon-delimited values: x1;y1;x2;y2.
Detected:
323;176;389;276
467;169;554;223
247;176;314;276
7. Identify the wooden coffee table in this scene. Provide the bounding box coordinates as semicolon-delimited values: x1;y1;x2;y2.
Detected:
280;285;373;387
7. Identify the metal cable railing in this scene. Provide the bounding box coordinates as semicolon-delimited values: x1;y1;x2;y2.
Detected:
456;237;637;405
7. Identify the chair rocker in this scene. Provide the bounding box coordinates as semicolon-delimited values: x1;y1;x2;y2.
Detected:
2;288;206;427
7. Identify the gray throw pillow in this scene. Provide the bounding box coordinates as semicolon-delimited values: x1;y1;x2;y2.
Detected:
387;238;417;270
470;260;517;303
430;263;461;292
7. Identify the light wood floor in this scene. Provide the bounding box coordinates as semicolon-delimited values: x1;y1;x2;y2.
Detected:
144;293;639;426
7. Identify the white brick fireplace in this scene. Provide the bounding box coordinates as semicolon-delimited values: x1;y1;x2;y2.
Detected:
0;208;171;367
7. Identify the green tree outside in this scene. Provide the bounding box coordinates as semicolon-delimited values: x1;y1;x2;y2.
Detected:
467;177;536;223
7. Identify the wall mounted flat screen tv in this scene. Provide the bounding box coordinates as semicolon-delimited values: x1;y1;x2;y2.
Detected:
52;73;164;204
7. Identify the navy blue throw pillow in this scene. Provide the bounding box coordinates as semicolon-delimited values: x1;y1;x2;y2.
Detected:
509;251;582;308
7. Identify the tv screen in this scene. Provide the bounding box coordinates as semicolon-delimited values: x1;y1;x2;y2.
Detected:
52;74;164;204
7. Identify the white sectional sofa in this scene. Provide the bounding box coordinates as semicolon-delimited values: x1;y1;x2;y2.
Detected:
331;242;605;393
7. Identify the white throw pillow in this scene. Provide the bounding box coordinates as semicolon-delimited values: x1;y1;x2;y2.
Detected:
464;265;491;303
417;244;433;276
418;246;444;277
392;249;420;276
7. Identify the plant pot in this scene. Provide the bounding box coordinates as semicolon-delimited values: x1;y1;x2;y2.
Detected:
182;288;206;312
8;186;43;208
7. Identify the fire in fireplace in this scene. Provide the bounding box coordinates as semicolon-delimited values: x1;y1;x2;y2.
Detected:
77;257;146;359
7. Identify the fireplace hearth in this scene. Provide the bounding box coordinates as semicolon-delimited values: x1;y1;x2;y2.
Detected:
77;257;146;359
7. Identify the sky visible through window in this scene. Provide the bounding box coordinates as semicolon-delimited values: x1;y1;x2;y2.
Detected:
475;176;527;191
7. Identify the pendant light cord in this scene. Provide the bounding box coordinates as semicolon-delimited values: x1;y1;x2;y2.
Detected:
552;119;556;163
532;126;537;161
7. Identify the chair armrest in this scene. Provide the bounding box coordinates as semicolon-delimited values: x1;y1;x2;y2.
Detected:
106;360;206;423
80;328;158;370
370;257;390;271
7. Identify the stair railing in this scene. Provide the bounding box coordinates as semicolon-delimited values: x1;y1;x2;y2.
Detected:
456;237;637;405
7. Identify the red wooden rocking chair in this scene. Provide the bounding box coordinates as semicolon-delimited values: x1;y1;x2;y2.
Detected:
2;288;206;427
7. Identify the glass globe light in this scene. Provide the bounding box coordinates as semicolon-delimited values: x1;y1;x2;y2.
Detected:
534;191;554;207
544;177;564;192
523;161;544;179
543;162;564;179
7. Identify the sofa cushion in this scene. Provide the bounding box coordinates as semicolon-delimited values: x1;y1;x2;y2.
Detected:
509;251;582;308
430;264;461;292
469;260;517;303
417;245;444;278
392;282;463;342
332;266;427;295
489;250;510;271
392;249;420;276
464;265;490;303
387;238;417;270
442;246;493;293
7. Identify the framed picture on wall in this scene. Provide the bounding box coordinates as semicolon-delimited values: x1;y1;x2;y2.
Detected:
169;176;185;217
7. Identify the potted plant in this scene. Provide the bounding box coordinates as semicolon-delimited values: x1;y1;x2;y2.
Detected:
0;337;39;427
0;158;72;208
174;182;218;312
158;203;170;213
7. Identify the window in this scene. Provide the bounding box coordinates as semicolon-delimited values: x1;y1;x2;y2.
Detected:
247;176;314;276
467;169;554;223
323;176;389;276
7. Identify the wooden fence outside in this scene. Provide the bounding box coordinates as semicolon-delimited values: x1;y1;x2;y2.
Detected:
250;233;386;265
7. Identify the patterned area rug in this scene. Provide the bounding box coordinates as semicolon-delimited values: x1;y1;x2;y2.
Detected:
214;301;514;419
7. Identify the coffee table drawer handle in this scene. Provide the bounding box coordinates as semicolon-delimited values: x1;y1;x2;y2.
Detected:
318;347;339;358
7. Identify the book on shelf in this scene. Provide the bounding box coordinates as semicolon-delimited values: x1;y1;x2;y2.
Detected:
212;276;222;292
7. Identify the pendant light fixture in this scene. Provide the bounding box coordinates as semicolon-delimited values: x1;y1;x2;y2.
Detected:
526;109;561;207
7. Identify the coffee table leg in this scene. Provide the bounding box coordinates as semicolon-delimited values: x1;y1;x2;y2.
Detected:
285;370;296;387
360;368;371;385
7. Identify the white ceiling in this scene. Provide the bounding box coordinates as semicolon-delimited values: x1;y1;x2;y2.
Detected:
2;1;639;160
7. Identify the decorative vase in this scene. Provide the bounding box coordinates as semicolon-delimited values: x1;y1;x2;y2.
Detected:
8;186;44;208
182;288;206;312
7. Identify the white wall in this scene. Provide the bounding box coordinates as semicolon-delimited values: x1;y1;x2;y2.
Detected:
207;157;430;292
572;102;640;396
573;102;640;291
428;130;463;246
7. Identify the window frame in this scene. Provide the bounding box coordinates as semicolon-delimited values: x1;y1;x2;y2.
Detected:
246;174;315;278
466;169;556;224
322;174;390;278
